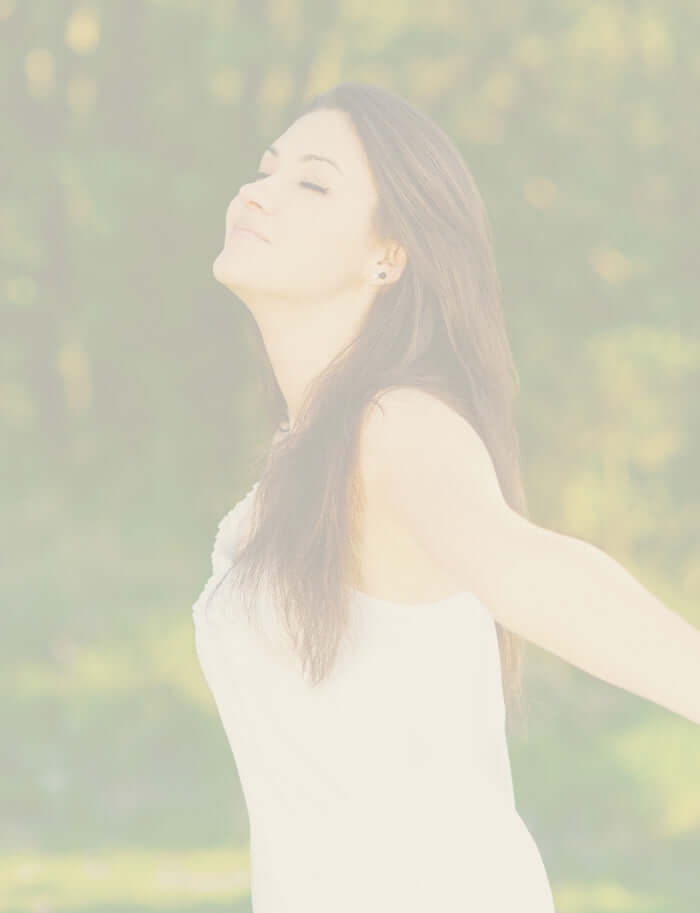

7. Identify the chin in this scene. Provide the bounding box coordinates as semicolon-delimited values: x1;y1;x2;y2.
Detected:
212;257;259;298
212;250;241;284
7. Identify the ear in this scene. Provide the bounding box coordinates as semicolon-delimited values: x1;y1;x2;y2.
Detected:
368;242;407;285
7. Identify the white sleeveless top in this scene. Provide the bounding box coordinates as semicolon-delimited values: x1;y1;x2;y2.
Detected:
192;481;557;912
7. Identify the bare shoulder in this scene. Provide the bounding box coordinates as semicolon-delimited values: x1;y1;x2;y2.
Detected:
358;386;504;503
355;385;533;617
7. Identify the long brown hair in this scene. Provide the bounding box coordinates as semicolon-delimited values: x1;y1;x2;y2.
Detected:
206;81;531;740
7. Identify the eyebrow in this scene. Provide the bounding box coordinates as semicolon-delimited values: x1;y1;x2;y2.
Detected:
265;144;344;176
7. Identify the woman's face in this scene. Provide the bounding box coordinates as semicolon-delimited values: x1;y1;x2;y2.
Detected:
213;108;382;301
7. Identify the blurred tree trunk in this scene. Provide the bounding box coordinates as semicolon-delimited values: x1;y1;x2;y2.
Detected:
7;0;73;454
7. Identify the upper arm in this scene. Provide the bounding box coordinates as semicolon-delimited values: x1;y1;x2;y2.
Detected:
358;387;536;630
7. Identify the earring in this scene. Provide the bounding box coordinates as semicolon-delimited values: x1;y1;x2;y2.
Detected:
378;271;386;280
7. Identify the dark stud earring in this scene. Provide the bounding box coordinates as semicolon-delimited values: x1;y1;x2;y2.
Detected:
378;271;386;279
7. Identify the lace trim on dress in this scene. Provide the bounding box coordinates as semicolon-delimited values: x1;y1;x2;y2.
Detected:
192;480;261;622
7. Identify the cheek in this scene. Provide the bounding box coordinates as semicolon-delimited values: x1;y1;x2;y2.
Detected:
284;215;346;262
294;229;365;283
311;207;369;258
270;238;363;298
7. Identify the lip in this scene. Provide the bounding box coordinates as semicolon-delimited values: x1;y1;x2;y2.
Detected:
230;225;269;243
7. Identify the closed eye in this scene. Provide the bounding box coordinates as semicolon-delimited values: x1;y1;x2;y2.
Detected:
253;170;328;194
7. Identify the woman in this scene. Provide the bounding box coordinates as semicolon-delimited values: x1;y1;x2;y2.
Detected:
193;81;699;911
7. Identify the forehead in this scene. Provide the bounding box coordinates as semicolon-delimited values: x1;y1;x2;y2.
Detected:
268;109;370;181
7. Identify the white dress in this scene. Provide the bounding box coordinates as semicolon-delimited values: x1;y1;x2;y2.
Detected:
192;481;557;912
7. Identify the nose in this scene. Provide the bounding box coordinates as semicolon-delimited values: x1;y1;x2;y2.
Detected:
229;190;268;231
227;190;267;234
238;174;274;210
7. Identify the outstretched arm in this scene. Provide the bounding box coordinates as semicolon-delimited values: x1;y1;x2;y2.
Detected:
359;386;700;725
486;524;700;725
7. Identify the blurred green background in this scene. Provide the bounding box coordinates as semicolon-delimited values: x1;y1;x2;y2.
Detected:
2;1;699;911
